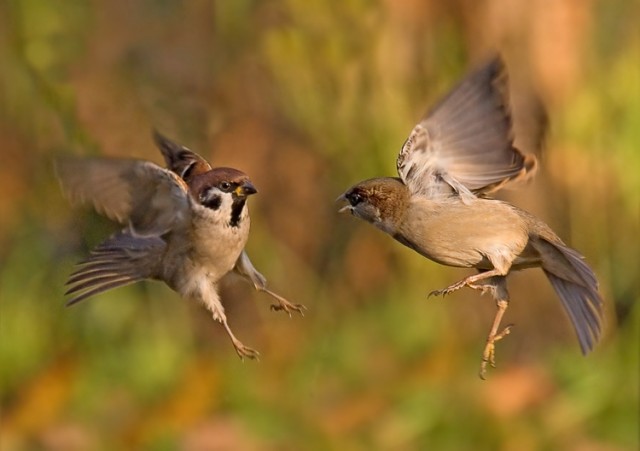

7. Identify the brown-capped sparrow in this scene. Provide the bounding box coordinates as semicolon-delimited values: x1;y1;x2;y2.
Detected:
57;131;305;360
338;57;604;378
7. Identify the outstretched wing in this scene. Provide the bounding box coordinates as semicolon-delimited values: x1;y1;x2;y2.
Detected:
56;157;191;235
152;130;212;182
396;57;536;201
65;232;165;306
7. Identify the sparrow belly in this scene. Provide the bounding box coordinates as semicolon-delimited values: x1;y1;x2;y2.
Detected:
161;214;250;297
400;198;531;270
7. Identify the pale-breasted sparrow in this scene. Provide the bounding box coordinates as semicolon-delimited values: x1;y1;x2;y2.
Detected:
57;131;305;359
338;57;603;378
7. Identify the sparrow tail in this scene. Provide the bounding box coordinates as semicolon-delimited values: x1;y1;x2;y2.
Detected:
532;236;604;354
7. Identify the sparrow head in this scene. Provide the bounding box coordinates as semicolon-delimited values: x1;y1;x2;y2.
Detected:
190;167;257;226
337;177;410;231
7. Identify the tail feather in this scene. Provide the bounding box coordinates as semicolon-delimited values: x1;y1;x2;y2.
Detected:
65;232;165;306
544;272;601;353
533;237;604;354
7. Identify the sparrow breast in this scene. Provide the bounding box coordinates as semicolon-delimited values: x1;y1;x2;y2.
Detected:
164;167;257;290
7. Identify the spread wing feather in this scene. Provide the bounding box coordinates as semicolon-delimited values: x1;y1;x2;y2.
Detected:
56;157;191;235
397;57;536;200
65;232;166;306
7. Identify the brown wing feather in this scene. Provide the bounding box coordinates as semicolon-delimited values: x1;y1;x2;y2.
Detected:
152;130;212;181
55;157;191;235
65;232;165;306
397;57;536;199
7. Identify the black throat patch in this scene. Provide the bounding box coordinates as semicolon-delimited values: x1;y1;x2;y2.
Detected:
230;198;246;227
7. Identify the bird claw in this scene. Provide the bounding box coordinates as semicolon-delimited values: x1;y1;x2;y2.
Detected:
428;280;467;298
479;324;513;379
270;301;307;317
233;341;260;361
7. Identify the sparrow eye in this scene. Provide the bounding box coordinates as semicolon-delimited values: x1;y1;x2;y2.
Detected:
219;181;232;192
347;192;363;206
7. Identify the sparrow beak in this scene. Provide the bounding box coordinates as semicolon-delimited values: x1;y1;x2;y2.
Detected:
235;181;258;197
335;193;352;214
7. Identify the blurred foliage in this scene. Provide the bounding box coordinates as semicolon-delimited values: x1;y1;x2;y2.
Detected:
1;0;638;450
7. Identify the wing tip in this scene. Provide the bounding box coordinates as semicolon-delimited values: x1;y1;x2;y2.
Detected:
484;53;506;79
151;128;171;145
152;129;178;156
510;150;539;184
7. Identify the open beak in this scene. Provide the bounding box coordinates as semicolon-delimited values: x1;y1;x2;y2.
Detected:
236;182;258;197
335;193;352;214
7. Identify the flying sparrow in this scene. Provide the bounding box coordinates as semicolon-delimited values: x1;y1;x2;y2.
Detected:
57;131;305;360
338;57;604;378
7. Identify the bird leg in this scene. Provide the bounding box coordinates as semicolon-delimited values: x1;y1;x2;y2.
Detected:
201;286;260;360
259;286;307;317
474;276;513;379
428;268;505;297
430;271;514;378
233;251;306;317
479;299;512;379
221;318;260;361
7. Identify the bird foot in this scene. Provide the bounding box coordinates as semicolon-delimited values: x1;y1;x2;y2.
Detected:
232;339;260;361
270;300;307;317
428;280;467;298
479;324;513;379
467;282;493;296
259;286;307;317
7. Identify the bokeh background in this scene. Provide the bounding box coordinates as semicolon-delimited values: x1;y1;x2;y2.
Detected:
1;1;638;450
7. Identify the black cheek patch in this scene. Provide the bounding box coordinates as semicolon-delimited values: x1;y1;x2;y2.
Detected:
202;194;222;210
229;198;246;227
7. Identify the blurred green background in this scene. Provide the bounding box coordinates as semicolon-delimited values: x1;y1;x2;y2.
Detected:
1;1;638;450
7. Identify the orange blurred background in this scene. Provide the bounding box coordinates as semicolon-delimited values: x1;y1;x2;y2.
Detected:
1;1;638;449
